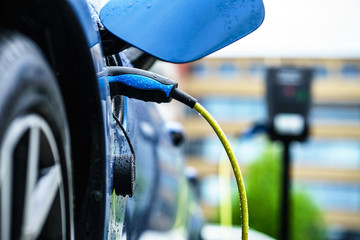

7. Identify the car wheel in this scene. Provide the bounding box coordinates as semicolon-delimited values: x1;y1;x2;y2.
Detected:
0;30;74;239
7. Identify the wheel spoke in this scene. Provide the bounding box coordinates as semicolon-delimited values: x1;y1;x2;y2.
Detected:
1;140;13;240
21;127;40;239
0;118;27;240
25;126;40;204
22;164;62;239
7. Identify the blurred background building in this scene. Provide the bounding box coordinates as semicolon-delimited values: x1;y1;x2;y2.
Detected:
177;56;360;239
153;0;360;239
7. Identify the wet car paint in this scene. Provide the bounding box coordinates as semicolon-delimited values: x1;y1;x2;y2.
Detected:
67;1;204;238
121;98;203;239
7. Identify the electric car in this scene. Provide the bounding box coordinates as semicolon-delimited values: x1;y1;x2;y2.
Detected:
0;0;265;239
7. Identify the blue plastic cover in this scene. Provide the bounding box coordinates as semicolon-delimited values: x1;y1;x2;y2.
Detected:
100;0;265;63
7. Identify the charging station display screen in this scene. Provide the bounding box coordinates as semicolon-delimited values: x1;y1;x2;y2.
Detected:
266;66;313;142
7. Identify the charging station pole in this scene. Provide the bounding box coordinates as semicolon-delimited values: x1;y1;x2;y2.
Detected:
266;66;313;240
280;141;291;240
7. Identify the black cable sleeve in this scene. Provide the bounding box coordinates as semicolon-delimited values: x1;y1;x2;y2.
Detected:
172;88;198;108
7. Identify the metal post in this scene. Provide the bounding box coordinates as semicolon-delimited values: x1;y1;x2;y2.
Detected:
280;141;291;240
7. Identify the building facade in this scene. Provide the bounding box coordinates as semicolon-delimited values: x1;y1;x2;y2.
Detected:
178;57;360;239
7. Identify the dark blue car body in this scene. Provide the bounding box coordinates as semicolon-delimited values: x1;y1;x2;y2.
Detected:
0;0;264;238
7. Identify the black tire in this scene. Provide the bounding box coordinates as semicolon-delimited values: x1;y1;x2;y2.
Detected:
0;30;74;239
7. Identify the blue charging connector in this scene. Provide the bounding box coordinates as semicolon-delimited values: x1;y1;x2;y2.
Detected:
107;67;197;108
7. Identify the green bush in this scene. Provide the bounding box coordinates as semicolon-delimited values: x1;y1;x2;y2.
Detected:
229;141;326;240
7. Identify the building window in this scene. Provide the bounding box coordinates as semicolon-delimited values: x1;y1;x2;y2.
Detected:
249;63;266;78
314;65;328;79
190;62;210;78
218;62;239;79
292;139;360;168
341;63;360;79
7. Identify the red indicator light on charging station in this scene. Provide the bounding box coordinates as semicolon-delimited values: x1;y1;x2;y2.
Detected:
283;86;295;97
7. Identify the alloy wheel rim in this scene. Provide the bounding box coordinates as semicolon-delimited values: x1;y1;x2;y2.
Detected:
0;114;67;240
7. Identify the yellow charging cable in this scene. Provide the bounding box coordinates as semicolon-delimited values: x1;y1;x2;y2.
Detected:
194;102;249;240
219;148;233;228
107;67;248;238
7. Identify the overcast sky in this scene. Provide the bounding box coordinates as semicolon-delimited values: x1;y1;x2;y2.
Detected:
211;0;360;59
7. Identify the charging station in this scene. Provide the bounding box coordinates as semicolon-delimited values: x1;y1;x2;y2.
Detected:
265;66;313;240
266;66;313;142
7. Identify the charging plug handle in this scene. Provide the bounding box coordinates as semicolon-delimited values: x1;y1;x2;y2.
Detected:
107;67;197;107
108;67;178;103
